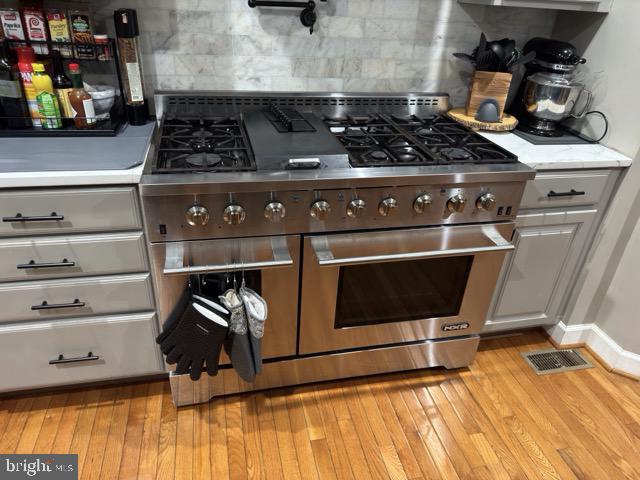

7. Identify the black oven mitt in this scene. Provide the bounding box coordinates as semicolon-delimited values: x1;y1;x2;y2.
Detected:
156;296;230;381
240;285;268;375
220;288;256;383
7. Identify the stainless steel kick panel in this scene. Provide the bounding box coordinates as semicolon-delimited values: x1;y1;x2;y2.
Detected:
150;235;300;360
299;223;514;354
169;335;480;406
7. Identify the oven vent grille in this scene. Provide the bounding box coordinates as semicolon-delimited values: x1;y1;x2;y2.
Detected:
160;94;450;118
521;349;592;375
166;96;444;107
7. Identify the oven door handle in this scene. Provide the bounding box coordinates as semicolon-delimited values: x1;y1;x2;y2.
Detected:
162;239;293;275
312;230;514;267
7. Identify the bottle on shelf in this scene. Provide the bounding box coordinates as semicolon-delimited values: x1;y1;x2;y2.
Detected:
114;9;148;125
32;62;62;129
68;63;96;129
51;50;73;124
16;46;40;127
0;40;31;128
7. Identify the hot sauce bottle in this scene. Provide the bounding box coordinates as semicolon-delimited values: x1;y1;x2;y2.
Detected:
67;62;96;129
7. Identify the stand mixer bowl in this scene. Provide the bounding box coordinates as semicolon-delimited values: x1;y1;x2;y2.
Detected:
523;72;593;125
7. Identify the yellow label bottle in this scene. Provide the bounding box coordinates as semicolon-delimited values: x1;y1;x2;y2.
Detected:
32;63;62;129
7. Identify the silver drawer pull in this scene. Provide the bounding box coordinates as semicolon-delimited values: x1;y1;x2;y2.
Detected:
31;299;86;310
17;259;76;270
49;352;99;365
2;212;65;222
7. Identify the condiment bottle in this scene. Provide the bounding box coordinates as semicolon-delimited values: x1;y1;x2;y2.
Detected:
67;62;96;129
16;46;40;127
51;50;73;123
0;40;31;128
32;62;62;129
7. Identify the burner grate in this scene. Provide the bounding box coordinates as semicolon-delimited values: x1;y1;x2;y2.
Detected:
154;117;256;174
324;115;438;167
323;113;518;167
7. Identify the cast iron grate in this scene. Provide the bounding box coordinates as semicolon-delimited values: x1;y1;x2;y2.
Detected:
520;349;593;375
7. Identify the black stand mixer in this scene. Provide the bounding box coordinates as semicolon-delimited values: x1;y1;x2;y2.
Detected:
509;38;590;138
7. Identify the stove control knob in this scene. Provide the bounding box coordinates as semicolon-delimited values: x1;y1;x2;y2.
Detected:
223;204;246;225
447;194;467;213
264;201;286;223
413;194;432;214
310;200;331;221
186;204;210;227
378;197;398;217
476;193;497;211
346;199;366;219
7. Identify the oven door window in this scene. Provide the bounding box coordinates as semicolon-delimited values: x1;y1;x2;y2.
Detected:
334;256;473;328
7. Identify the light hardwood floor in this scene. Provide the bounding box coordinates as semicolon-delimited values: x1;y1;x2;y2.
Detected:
1;329;639;479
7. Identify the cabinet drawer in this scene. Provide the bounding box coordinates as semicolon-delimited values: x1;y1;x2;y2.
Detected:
0;312;162;391
0;187;141;237
0;273;154;324
521;171;610;209
0;232;148;282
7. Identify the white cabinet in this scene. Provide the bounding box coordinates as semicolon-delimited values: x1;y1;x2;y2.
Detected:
0;185;162;393
484;209;596;332
458;0;613;13
484;168;622;333
0;312;162;392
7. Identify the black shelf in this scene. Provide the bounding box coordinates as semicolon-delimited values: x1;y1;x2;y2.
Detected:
4;38;114;62
1;37;128;137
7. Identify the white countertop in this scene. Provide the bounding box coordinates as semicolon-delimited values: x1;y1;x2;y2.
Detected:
0;125;632;189
0;122;155;189
0;164;145;189
480;132;633;170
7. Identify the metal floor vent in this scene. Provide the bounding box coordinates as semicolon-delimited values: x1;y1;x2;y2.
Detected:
521;349;593;375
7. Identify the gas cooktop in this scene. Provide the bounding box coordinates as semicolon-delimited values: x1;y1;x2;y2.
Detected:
325;114;517;167
151;107;517;175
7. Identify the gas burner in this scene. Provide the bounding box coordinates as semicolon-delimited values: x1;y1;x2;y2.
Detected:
370;150;388;161
342;128;373;146
192;129;214;139
186;153;222;167
440;147;472;161
189;139;214;153
154;117;256;174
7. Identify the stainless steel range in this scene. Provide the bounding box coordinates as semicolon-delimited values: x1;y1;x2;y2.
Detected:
139;91;535;406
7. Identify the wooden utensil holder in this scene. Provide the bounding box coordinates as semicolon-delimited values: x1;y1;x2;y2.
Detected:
466;71;513;121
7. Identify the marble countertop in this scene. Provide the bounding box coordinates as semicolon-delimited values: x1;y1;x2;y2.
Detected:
480;132;633;170
0;122;155;189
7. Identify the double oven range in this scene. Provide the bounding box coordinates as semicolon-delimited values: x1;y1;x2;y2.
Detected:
140;92;534;406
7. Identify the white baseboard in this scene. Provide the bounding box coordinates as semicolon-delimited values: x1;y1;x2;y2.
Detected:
547;322;640;378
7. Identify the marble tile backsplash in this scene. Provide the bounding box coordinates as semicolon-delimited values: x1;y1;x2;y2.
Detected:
91;0;557;106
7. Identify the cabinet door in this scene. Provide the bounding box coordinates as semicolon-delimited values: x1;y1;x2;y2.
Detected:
457;0;613;13
484;209;596;332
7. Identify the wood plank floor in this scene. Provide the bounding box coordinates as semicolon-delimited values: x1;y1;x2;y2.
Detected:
1;329;639;479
